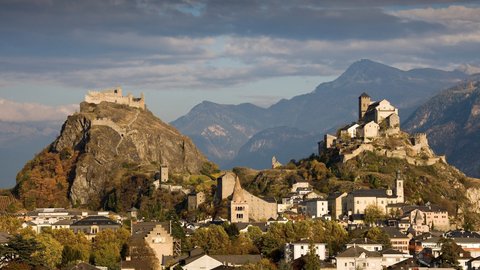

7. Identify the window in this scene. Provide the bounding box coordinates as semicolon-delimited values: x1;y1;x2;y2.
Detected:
236;214;243;219
301;246;304;250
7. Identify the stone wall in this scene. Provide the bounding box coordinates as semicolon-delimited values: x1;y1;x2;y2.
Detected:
85;88;145;110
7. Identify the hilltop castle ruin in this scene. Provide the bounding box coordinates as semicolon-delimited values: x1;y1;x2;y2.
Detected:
85;88;145;110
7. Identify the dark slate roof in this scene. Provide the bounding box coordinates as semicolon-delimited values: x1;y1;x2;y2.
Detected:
336;246;382;258
351;189;396;198
348;238;381;245
53;219;74;226
211;255;262;265
381;248;409;255
383;227;409;239
235;222;268;232
71;216;120;227
402;204;447;214
212;266;236;270
131;222;170;241
387;258;420;270
360;92;370;98
444;230;480;239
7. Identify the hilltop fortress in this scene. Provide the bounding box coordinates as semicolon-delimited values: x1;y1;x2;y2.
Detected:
85;87;145;110
321;93;446;166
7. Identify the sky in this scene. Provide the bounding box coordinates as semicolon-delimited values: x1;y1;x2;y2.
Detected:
1;0;480;122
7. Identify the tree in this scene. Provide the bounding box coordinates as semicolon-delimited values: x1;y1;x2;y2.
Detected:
302;243;322;270
190;225;231;254
364;204;385;225
32;233;63;269
438;238;462;269
0;234;41;267
91;228;131;270
0;215;22;234
364;227;392;249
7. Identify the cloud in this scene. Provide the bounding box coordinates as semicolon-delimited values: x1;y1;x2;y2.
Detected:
0;99;78;122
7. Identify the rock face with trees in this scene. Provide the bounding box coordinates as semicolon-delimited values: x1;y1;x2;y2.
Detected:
15;100;209;208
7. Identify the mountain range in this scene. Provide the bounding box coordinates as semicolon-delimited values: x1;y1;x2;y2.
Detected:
404;76;480;177
172;59;467;169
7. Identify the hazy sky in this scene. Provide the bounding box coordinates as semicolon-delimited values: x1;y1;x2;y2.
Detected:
1;0;480;122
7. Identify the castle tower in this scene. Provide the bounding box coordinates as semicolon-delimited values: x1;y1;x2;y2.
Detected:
230;178;249;223
394;170;404;203
359;92;371;121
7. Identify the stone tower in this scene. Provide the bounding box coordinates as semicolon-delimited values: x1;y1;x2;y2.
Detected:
160;164;169;182
230;178;249;223
394;170;404;203
359;92;371;120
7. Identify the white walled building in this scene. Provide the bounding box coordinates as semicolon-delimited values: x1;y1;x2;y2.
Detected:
285;241;327;262
304;199;329;218
336;246;382;270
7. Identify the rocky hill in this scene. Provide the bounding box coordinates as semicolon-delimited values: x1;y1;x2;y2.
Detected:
172;59;466;169
15;101;209;208
404;77;480;177
234;129;480;225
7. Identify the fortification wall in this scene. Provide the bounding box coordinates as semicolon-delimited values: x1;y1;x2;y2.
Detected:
91;118;126;136
342;144;374;162
85;88;145;110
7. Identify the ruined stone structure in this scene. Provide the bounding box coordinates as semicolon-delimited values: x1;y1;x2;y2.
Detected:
228;174;277;223
85;87;145;110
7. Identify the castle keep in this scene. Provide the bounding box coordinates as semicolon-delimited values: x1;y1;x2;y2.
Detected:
85;87;145;110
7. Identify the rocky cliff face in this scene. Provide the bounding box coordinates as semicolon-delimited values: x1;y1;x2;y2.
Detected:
404;77;480;177
16;101;208;207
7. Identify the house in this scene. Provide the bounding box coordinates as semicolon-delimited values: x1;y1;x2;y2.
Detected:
357;121;380;139
339;123;360;139
344;170;404;216
229;176;277;223
328;192;347;220
52;219;73;230
380;248;412;268
401;203;450;233
466;256;480;270
304;199;329;218
210;255;262;267
70;216;121;240
123;222;180;269
285;240;327;262
383;227;412;253
182;254;223;270
346;238;383;252
291;180;310;193
336;246;383;270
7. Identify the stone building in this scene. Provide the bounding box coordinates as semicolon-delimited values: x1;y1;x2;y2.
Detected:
359;93;399;125
85;87;145;110
229;176;277;223
70;216;121;240
344;171;404;216
160;165;169;183
216;172;237;201
123;222;180;269
187;191;205;211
